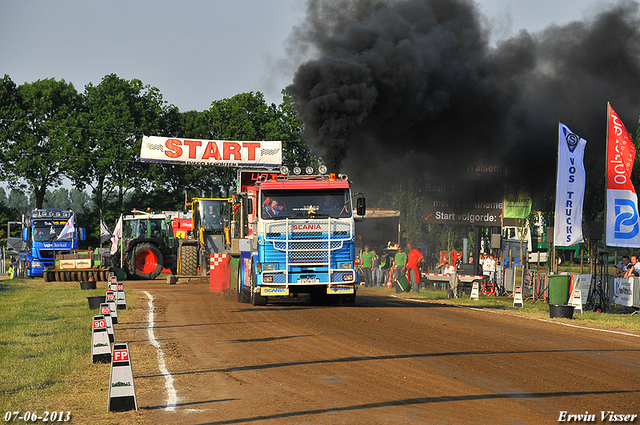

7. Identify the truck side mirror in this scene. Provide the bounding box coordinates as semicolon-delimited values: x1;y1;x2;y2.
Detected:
79;228;86;241
22;227;28;242
356;197;366;216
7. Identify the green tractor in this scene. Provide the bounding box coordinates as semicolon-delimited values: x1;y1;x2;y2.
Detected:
114;210;179;280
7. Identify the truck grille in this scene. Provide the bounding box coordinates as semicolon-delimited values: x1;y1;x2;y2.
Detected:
264;220;353;266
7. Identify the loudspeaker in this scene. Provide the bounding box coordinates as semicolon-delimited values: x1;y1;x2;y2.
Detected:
546;227;554;244
590;222;603;240
491;234;501;249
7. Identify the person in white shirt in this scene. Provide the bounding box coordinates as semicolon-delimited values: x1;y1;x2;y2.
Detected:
486;253;496;282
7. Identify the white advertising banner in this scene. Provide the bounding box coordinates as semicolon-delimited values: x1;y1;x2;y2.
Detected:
140;136;282;168
606;104;640;247
554;123;586;246
612;277;634;307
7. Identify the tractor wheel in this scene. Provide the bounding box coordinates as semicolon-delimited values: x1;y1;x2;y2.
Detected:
130;243;164;280
43;270;50;282
178;244;198;276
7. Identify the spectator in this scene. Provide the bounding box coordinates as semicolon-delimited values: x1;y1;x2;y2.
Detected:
406;243;424;293
380;249;392;287
624;255;640;278
479;252;486;270
486;253;496;282
360;245;375;287
372;249;381;287
394;246;407;279
439;261;455;274
615;255;630;277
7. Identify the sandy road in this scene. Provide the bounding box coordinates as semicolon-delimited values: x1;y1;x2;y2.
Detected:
118;282;640;425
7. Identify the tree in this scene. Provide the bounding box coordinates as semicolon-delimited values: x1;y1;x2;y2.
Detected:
0;78;82;208
384;180;427;246
8;188;31;215
68;74;172;214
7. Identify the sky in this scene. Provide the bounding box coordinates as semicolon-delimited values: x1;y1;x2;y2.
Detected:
0;0;605;112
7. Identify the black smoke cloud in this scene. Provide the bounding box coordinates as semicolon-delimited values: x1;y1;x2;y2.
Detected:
287;0;640;202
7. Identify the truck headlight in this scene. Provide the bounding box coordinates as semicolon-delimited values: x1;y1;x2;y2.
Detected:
263;263;277;271
32;261;42;268
339;262;352;269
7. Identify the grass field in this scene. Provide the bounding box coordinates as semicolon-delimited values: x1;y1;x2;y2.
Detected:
0;277;637;424
0;278;146;425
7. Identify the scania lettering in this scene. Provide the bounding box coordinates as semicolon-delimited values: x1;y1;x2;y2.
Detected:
232;167;365;306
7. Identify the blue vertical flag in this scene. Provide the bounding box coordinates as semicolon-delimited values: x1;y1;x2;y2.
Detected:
554;123;587;246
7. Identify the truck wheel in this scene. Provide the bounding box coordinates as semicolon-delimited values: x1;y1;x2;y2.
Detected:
178;244;198;276
250;261;267;306
237;261;250;303
131;243;164;280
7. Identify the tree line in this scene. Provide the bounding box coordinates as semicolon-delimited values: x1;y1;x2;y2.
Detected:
0;73;317;245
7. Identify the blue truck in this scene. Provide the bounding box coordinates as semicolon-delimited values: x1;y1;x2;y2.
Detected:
10;209;86;279
233;167;366;306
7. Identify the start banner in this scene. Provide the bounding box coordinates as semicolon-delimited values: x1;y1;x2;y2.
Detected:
606;104;640;247
140;136;282;168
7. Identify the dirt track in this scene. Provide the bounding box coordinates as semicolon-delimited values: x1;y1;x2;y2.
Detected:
117;281;640;425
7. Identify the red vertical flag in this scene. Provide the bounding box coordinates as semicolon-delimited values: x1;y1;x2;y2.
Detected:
606;104;640;247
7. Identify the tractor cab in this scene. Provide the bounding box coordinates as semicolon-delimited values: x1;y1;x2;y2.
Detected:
118;210;177;280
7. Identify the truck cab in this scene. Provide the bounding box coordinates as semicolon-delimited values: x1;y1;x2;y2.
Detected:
16;209;85;278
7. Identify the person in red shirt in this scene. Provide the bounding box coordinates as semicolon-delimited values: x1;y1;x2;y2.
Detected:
406;243;424;293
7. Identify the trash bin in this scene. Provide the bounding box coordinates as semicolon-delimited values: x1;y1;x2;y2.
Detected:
396;275;410;292
549;304;575;319
87;295;106;309
548;275;570;305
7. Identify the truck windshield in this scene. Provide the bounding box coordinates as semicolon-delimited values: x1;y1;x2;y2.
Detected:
261;189;351;219
33;221;70;242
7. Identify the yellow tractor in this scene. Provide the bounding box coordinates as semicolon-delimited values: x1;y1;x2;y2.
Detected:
177;198;232;276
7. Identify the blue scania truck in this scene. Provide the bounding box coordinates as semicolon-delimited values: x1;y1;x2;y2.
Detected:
12;209;85;278
233;167;366;306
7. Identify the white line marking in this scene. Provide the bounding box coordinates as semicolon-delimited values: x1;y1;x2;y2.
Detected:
391;295;640;338
144;291;178;411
